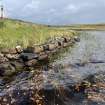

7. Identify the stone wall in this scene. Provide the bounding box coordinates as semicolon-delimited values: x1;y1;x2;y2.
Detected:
0;35;80;77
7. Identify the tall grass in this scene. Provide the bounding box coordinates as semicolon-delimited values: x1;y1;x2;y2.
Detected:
0;19;77;49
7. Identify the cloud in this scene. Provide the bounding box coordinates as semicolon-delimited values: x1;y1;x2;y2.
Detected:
65;4;79;13
26;0;40;9
2;0;105;25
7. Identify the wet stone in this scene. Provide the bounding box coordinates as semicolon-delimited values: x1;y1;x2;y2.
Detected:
74;36;80;42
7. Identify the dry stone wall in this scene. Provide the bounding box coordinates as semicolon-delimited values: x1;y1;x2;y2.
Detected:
0;35;80;77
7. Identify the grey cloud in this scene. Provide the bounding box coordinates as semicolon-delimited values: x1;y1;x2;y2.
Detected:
3;0;105;25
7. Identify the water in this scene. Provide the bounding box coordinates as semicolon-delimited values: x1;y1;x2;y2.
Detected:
48;31;105;86
0;31;105;105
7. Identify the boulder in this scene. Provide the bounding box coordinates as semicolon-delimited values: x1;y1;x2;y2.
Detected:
74;36;80;42
43;42;59;51
15;45;23;53
1;48;17;54
38;52;48;60
64;36;71;42
5;54;20;60
43;44;49;51
20;53;38;61
0;62;16;76
55;38;64;47
48;43;57;51
63;43;70;47
62;37;68;43
59;37;67;43
23;47;34;53
24;46;44;54
0;53;8;63
10;61;25;70
25;59;37;67
34;45;44;53
50;49;58;53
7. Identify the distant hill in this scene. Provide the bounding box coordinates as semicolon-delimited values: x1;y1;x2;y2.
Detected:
49;23;105;31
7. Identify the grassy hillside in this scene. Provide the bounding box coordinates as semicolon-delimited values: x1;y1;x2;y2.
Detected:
0;19;77;49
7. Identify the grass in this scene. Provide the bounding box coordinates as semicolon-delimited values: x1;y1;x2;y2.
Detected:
0;18;77;49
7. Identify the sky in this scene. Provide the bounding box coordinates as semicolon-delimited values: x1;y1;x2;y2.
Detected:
1;0;105;25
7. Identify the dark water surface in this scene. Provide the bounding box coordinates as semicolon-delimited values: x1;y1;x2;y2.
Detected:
1;31;105;105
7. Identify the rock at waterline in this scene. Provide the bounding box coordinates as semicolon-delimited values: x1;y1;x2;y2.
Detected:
74;36;80;42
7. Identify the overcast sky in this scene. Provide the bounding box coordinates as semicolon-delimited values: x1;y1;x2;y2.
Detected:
2;0;105;25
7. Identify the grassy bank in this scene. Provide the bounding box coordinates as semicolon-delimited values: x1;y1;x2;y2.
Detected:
0;19;77;49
